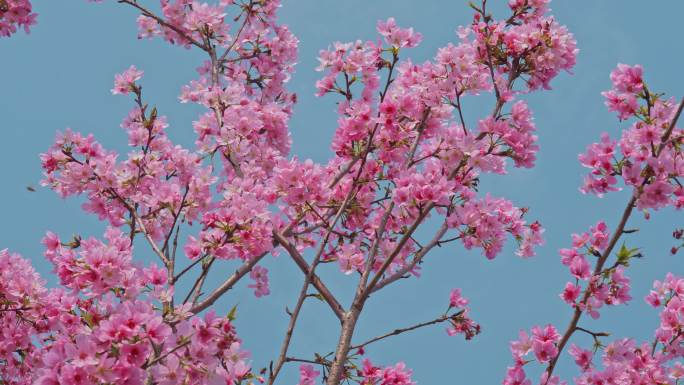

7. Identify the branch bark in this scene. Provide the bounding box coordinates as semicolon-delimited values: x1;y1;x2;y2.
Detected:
273;232;345;321
189;252;267;314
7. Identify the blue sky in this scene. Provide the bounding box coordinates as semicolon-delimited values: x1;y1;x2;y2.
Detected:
1;1;683;384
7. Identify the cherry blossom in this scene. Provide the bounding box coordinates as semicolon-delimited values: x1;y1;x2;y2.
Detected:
0;0;36;37
7;1;682;385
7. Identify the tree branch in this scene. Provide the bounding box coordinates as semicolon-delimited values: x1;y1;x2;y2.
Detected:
543;96;684;382
370;221;449;293
351;311;464;351
189;252;267;314
273;232;345;321
117;0;207;51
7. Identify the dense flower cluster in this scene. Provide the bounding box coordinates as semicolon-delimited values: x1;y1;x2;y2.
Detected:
15;1;684;385
300;0;576;290
558;221;632;319
502;64;682;385
22;0;576;383
0;0;36;37
296;359;416;385
580;64;684;211
357;360;415;385
504;325;564;385
0;249;48;381
447;194;544;259
0;247;253;385
41;75;215;241
43;228;143;297
566;274;684;385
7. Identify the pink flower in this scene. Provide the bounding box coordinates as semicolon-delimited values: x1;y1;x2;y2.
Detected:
112;65;143;95
530;324;560;363
569;255;591;280
609;64;643;94
297;364;319;385
137;15;160;39
449;288;469;308
503;365;531;385
560;282;581;305
248;266;270;298
121;342;151;366
183;236;202;260
510;330;532;359
337;243;365;275
0;0;37;38
376;18;422;48
568;344;593;371
143;263;167;286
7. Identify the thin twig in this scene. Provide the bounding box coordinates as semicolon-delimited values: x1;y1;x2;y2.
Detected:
117;0;206;51
351;311;463;350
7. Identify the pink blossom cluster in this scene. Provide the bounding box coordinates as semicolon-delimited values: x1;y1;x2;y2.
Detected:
502;221;669;385
0;245;253;385
5;0;683;383
40;89;215;242
580;64;684;211
376;17;422;49
185;175;275;262
0;0;36;37
446;289;481;340
315;36;381;101
497;65;684;385
646;273;684;345
507;0;550;22
42;228;144;297
273;157;330;209
112;65;144;95
297;364;320;385
391;160;455;219
297;359;416;385
357;360;415;385
0;249;49;381
558;221;632;318
35;304;252;385
248;265;270;298
447;194;544;259
298;2;575;286
135;1;228;46
472;0;577;92
565;274;684;385
504;325;562;385
335;242;365;275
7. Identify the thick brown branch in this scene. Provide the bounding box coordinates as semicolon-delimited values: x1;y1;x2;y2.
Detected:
189;252;267;314
273;232;345;321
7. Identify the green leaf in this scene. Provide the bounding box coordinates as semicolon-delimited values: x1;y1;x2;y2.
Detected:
616;242;640;266
311;293;325;302
227;304;239;321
